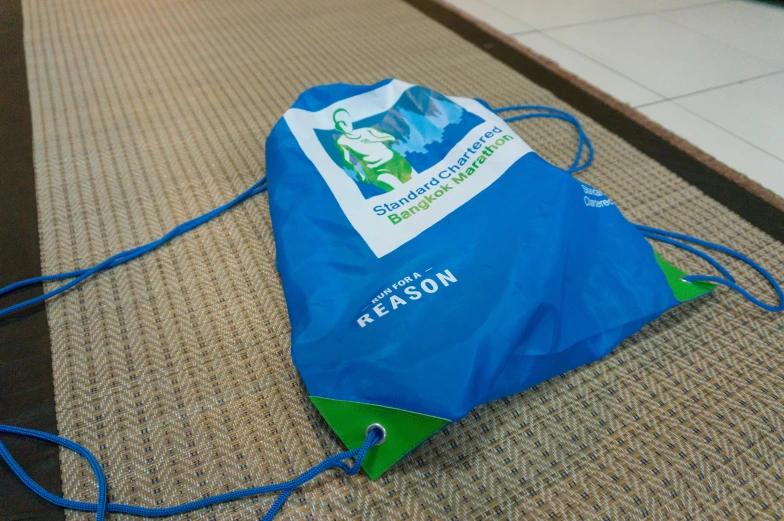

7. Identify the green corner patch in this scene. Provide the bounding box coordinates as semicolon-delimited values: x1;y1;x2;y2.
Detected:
310;396;450;480
654;251;715;302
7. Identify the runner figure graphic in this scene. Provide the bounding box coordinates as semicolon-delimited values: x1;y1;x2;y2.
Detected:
333;109;415;193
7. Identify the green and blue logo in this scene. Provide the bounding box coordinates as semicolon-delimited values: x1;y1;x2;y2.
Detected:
317;86;483;199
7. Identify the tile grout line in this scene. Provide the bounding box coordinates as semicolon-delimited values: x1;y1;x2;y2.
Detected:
634;70;784;109
661;8;784;71
511;30;668;103
466;0;533;32
504;0;730;34
671;98;784;164
638;97;784;166
509;9;784;113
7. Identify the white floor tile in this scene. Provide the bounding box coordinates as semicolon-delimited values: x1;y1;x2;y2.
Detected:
441;0;784;199
482;0;723;30
448;0;534;34
639;101;784;197
514;33;663;106
675;73;784;162
661;0;784;68
546;15;777;98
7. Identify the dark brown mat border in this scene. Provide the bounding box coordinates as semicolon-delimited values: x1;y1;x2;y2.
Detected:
0;0;64;520
403;0;784;243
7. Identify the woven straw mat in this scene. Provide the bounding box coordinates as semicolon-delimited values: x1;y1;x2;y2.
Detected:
22;0;784;519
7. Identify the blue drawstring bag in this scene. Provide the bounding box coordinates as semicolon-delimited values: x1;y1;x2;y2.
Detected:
1;79;782;519
264;79;781;478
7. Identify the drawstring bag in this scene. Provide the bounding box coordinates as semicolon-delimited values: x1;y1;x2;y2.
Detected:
264;79;783;478
1;79;782;519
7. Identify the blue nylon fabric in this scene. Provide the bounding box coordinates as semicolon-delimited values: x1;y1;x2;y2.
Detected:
266;81;681;422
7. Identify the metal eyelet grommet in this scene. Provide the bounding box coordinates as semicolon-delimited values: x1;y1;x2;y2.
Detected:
366;423;386;446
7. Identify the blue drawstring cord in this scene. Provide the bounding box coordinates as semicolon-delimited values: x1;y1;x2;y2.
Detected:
494;105;594;174
0;423;382;521
637;229;736;283
0;424;109;519
637;225;784;312
0;178;267;318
